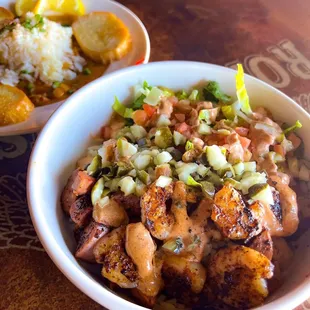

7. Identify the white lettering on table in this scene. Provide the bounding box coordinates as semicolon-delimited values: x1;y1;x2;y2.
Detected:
225;39;310;89
292;92;310;113
245;54;290;88
268;40;310;80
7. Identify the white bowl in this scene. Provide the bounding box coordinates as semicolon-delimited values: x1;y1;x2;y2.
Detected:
0;0;150;136
27;61;310;310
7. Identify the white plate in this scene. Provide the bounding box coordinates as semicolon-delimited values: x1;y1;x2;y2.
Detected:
0;0;150;136
27;61;310;310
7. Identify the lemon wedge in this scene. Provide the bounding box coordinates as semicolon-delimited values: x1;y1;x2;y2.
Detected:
0;85;34;126
32;0;85;17
0;7;14;21
72;12;131;64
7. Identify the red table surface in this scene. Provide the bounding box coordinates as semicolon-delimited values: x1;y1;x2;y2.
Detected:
1;0;310;309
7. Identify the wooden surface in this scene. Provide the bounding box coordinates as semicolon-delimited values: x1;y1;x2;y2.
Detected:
1;0;310;309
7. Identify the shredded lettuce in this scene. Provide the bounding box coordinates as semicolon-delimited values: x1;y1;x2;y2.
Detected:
113;96;133;118
132;94;146;110
236;64;252;115
185;140;194;151
203;81;231;103
133;81;152;100
176;90;188;100
283;120;302;135
159;86;175;97
186;176;201;187
221;105;234;120
143;80;152;90
189;89;199;101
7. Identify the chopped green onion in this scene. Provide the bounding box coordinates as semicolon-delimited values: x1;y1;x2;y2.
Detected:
27;83;34;91
20;70;30;74
83;68;91;75
52;81;61;88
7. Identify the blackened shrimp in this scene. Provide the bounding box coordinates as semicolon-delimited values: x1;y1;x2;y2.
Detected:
141;182;174;240
212;183;263;240
93;226;138;289
208;245;274;308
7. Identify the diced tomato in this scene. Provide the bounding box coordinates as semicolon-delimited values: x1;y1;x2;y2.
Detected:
274;144;286;157
174;113;185;122
238;136;251;149
133;110;148;126
175;122;191;135
235;127;249;137
288;133;302;150
143;104;156;117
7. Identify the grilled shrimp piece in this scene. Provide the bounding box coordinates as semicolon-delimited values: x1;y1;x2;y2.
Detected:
141;182;174;240
162;255;207;297
212;184;263;240
249;229;273;260
270;174;299;236
208;245;274;308
93;226;138;288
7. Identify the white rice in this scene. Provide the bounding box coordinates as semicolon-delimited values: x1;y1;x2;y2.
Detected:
0;12;86;86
